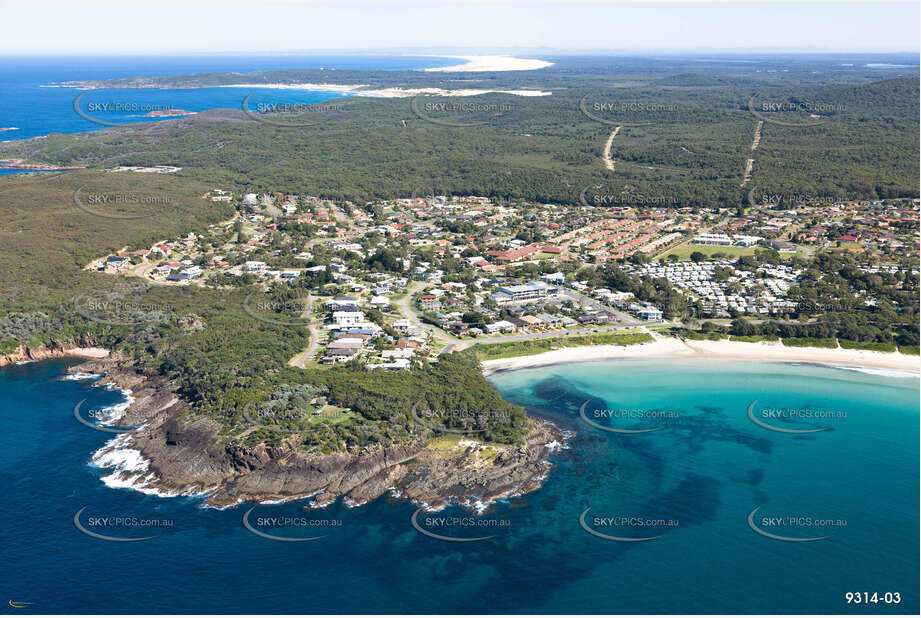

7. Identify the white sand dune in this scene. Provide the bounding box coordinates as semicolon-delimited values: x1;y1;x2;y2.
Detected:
422;55;554;72
222;82;550;98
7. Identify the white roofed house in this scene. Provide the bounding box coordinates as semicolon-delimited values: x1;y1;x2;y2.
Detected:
541;272;566;284
628;302;663;321
167;265;203;281
104;256;130;272
733;234;763;247
484;320;517;334
332;310;365;327
370;295;391;309
327;297;360;312
366;358;411;370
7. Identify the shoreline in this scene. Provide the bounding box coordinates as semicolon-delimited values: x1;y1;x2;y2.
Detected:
419;54;554;72
205;83;552;98
481;337;920;377
0;158;85;171
0;344;109;368
59;355;563;512
53;81;552;98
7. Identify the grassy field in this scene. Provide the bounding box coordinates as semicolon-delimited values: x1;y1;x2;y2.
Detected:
660;244;758;261
661;242;807;261
470;330;654;361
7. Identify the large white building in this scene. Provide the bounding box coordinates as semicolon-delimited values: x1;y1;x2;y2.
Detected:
692;233;763;247
692;233;733;246
489;281;559;305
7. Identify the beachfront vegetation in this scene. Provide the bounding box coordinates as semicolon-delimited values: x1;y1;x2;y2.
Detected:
469;331;654;361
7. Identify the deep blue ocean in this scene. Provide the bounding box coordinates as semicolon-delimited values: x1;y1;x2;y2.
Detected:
0;54;459;164
0;358;917;614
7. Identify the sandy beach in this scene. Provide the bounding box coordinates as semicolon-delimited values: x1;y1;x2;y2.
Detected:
223;83;551;98
422;55;554;72
481;337;920;376
66;347;110;359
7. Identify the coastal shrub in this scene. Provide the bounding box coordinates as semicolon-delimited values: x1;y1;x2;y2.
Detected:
730;334;780;342
838;339;897;352
782;337;838;348
469;331;653;361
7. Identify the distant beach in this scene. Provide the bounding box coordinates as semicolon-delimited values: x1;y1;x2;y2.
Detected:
219;83;552;98
420;55;554;72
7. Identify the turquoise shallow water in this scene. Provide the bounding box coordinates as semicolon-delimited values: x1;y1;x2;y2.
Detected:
0;358;917;614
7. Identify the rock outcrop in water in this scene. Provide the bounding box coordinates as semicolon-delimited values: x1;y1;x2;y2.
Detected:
76;356;563;509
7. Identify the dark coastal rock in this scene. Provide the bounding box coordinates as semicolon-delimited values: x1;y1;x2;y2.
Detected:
74;357;565;509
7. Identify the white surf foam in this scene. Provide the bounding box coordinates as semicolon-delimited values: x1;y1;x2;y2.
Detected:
94;388;135;425
62;372;101;381
831;365;919;379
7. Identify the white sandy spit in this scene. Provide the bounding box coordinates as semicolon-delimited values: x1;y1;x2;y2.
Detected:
421;55;554;73
222;83;551;98
481;337;920;376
